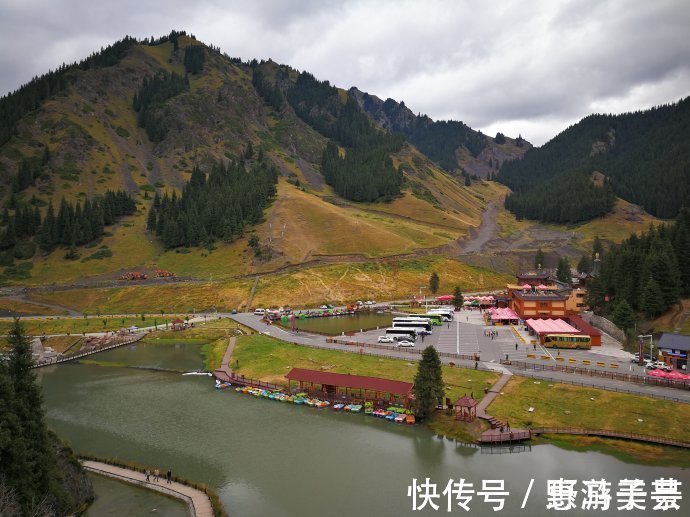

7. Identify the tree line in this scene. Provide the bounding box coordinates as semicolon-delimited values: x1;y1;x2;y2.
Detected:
183;45;205;74
499;97;690;222
147;156;277;249
359;93;487;171
285;71;404;202
588;208;690;328
0;190;135;254
504;169;616;223
132;70;189;142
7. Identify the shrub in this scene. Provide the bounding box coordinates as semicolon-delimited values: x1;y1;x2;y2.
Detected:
13;241;36;260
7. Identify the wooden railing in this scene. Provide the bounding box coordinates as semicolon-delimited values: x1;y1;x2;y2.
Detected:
32;333;146;368
503;359;690;391
531;427;690;448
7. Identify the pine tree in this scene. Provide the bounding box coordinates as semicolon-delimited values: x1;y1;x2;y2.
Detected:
535;248;545;269
577;255;591;274
592;236;604;259
610;300;636;331
413;346;444;421
5;320;63;514
556;257;571;282
429;272;440;295
452;286;464;309
639;278;665;318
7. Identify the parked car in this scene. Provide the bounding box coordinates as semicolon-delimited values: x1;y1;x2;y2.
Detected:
254;308;266;315
631;353;654;363
415;329;432;336
326;304;335;309
377;336;395;343
319;305;328;309
231;309;238;314
652;361;671;371
396;340;415;348
365;300;376;305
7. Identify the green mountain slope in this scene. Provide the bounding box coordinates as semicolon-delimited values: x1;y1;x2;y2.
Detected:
0;32;509;286
499;98;690;222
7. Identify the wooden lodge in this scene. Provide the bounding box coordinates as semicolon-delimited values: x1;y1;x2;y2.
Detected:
285;368;414;407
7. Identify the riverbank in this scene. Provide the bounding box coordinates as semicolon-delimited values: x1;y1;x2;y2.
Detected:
217;332;690;465
226;333;498;402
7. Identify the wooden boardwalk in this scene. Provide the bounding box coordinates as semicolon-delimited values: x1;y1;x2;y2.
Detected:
82;460;214;517
476;373;532;444
213;336;236;382
32;333;146;369
531;427;690;449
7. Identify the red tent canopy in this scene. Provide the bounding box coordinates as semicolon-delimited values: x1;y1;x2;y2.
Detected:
436;295;454;302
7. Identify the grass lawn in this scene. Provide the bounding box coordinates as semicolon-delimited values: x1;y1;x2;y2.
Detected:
488;376;690;443
229;333;499;402
0;298;64;316
1;316;156;335
27;282;252;314
252;256;513;308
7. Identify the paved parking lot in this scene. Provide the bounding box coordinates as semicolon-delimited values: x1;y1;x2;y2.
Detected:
343;309;647;375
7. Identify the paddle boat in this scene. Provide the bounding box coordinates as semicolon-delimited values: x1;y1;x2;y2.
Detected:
333;403;345;410
394;414;407;423
215;380;232;390
349;404;363;413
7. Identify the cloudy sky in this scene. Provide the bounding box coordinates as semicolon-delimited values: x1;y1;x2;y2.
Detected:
1;0;689;145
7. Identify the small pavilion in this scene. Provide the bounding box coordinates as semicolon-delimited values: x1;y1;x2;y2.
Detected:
454;395;478;421
171;317;185;331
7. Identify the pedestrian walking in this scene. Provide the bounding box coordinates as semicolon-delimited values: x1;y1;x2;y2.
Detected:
154;468;159;482
447;322;450;328
533;343;536;351
505;353;509;361
166;469;172;484
145;469;150;482
474;361;478;369
515;343;518;350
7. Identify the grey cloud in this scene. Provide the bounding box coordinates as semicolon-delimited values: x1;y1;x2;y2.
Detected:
0;0;688;145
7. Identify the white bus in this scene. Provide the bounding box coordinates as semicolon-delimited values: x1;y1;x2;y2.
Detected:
392;318;432;333
384;327;418;341
428;309;453;321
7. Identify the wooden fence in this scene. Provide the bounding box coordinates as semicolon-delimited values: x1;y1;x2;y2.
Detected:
503;359;690;391
531;427;690;449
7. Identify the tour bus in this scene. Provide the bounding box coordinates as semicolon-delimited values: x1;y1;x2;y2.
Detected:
428;309;453;321
421;313;444;325
542;334;592;349
392;318;433;333
384;327;418;341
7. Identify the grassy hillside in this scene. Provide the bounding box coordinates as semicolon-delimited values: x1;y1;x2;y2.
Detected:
27;255;511;312
0;34;510;288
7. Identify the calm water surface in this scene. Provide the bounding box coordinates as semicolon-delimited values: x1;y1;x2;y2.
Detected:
39;343;688;516
85;472;187;516
286;311;392;334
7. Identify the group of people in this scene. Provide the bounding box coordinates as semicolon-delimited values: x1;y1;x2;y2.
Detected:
144;468;173;484
484;329;499;339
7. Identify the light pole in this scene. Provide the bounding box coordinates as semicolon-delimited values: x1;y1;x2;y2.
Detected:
419;286;426;311
638;334;654;366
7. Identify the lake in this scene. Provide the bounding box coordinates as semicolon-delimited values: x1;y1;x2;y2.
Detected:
39;342;688;516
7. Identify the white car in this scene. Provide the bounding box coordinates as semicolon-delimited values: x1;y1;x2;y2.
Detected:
365;300;376;305
319;305;328;309
377;336;395;343
254;308;266;315
396;340;415;348
652;361;671;371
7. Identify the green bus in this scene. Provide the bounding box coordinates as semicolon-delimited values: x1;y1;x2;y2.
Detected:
543;334;592;350
421;313;444;326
